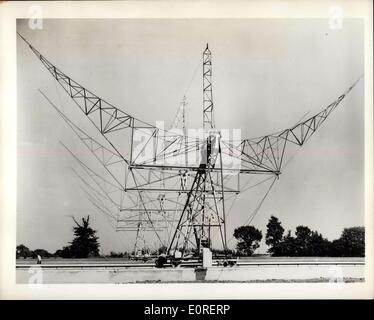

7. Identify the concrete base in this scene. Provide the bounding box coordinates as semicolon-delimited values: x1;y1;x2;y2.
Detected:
16;264;365;284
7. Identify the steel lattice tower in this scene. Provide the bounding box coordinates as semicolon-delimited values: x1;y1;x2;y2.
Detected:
203;44;215;130
167;44;227;257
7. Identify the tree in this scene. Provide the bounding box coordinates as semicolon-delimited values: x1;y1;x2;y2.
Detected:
293;226;331;256
54;246;72;258
16;244;32;259
275;230;298;256
31;248;52;258
330;239;344;257
306;231;331;257
294;226;312;256
233;226;262;256
340;227;365;256
68;216;100;258
331;227;365;257
265;216;284;255
109;251;124;258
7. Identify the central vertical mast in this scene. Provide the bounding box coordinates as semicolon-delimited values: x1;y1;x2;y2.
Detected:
203;44;215;130
167;44;227;259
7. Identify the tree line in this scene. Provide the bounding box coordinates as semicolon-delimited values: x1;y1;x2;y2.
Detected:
17;215;165;259
233;216;365;257
17;216;100;259
17;214;365;259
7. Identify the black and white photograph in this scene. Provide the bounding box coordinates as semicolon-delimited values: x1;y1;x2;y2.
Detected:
0;0;373;300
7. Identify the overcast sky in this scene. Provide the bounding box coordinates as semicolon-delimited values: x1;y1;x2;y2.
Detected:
16;19;364;254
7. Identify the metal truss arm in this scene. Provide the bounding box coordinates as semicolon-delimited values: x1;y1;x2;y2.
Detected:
223;76;362;173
